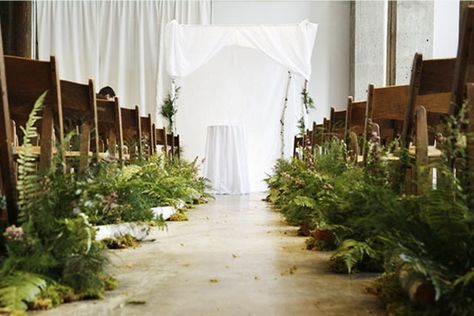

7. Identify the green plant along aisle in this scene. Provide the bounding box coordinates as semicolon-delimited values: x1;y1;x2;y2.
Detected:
0;94;212;314
266;105;474;315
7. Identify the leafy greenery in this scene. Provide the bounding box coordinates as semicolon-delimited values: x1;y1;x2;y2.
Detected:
81;155;211;225
160;85;180;133
0;272;47;311
266;103;474;315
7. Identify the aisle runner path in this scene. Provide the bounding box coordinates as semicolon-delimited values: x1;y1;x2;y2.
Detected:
37;195;385;316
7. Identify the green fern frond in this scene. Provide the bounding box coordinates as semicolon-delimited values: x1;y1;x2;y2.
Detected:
17;92;47;217
0;271;48;311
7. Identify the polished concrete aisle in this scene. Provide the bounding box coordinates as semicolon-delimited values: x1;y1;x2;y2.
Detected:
37;195;385;316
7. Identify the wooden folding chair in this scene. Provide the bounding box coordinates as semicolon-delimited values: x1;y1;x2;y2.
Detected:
329;107;347;140
155;126;168;157
167;133;180;159
121;106;142;159
96;97;124;165
4;55;64;171
310;121;324;153
0;28;18;225
60;79;99;173
364;84;408;150
346;97;368;162
140;114;154;157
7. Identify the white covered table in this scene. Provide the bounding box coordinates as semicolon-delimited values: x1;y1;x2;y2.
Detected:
204;125;250;194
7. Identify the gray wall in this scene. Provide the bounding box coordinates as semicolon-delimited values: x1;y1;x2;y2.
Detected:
352;1;387;100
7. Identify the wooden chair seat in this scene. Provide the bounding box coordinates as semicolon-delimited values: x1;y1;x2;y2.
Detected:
408;145;442;158
97;152;130;160
13;146;95;158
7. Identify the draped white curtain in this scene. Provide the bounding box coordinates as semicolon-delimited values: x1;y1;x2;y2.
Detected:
166;20;318;80
36;0;211;121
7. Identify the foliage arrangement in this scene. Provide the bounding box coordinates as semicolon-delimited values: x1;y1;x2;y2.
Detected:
160;85;181;133
266;104;474;315
297;82;315;136
0;93;112;314
80;155;211;226
0;94;212;314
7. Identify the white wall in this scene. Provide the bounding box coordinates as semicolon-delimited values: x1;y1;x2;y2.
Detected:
433;0;459;58
212;0;351;123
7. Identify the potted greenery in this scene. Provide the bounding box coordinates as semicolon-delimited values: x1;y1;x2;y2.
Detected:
160;86;180;133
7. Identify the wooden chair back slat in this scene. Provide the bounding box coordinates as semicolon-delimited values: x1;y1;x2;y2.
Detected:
370;85;409;121
61;80;90;114
0;28;18;225
418;58;456;95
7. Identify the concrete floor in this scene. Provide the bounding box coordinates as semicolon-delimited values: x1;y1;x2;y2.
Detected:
36;194;385;316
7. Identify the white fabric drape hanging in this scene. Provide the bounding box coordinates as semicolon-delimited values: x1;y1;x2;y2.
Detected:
36;0;211;121
165;20;318;80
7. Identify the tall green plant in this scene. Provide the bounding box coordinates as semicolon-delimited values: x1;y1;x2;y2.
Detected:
160;85;180;133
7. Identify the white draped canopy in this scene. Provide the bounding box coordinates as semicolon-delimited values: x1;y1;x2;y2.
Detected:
165;21;318;192
165;20;318;80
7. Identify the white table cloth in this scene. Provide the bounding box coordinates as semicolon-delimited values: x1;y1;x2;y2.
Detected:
204;125;250;194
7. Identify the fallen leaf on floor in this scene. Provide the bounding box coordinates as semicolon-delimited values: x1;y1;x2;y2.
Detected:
180;243;184;246
254;276;259;280
289;265;298;274
281;265;298;276
232;254;238;258
209;278;219;283
125;300;146;305
183;263;191;267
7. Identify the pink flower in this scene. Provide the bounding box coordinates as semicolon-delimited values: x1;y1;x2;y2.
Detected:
4;225;24;241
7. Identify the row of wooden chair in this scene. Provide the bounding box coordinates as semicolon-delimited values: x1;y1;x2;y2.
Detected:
0;28;180;225
294;6;474;192
294;5;474;190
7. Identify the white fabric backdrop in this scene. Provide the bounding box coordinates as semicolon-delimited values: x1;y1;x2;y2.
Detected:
166;20;318;80
36;0;211;120
176;46;304;192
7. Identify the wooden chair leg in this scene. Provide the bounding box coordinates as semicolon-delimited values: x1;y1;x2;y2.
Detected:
108;130;117;159
78;121;91;174
415;106;428;194
467;84;474;198
39;106;54;171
